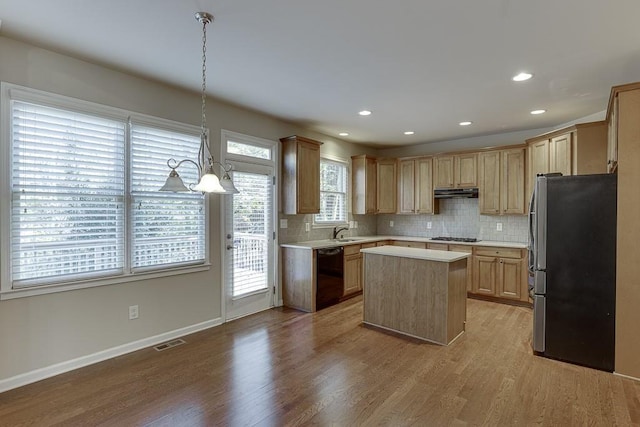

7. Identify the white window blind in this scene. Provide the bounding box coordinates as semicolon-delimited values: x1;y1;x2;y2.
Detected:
130;124;205;269
10;101;126;286
230;171;271;297
315;158;348;224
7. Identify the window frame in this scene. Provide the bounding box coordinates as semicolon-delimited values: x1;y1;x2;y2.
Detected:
313;156;349;228
0;82;210;300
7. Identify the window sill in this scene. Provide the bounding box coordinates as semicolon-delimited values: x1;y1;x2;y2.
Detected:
0;263;211;300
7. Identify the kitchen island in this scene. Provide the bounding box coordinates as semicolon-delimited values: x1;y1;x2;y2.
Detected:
360;246;469;345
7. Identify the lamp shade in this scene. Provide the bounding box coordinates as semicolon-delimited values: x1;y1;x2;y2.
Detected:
159;170;190;192
193;172;225;193
220;172;240;194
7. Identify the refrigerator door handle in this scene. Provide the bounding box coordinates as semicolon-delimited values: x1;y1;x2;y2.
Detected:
533;295;546;352
527;187;536;273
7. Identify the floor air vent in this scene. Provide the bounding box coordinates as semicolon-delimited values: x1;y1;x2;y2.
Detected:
153;338;186;351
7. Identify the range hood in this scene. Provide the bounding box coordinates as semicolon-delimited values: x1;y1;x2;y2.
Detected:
434;188;479;199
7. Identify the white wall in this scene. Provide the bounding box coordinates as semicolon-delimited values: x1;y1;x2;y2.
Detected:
0;35;373;387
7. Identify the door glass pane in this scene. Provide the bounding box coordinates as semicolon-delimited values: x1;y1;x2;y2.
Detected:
231;171;271;297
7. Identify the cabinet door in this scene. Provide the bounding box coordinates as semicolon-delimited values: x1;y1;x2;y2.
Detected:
365;157;377;213
398;159;416;214
352;156;378;215
434;156;454;189
377;159;397;213
449;244;473;292
498;257;522;300
296;140;321;213
416;157;435;214
478;151;501;215
343;254;362;296
502;148;525;215
528;139;549;198
473;255;497;295
549;133;572;176
455;153;478;187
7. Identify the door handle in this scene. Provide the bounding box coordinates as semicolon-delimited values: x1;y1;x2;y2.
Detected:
226;244;236;250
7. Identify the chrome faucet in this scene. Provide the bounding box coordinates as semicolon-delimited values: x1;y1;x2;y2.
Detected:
332;225;350;239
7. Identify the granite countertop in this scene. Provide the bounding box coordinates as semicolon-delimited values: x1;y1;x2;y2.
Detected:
360;246;470;262
280;235;528;250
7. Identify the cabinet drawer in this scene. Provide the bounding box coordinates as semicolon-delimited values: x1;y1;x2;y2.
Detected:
393;241;427;249
474;246;522;259
360;242;377;250
427;243;449;250
448;244;472;253
344;244;361;256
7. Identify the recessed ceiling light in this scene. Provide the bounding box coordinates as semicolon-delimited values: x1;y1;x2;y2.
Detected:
359;110;372;116
513;72;533;82
338;132;349;136
530;109;546;115
459;121;472;126
404;131;415;135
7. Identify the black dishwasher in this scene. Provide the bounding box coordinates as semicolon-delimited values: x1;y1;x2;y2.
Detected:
316;246;344;310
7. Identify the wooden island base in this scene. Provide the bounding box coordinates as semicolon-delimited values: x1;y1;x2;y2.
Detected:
362;247;469;345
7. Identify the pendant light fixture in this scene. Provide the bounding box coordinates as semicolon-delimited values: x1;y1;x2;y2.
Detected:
160;12;239;194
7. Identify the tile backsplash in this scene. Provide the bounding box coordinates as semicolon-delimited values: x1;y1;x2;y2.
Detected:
278;214;377;244
376;198;528;243
279;199;528;244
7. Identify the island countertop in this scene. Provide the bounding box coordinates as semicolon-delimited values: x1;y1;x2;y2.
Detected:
360;246;470;262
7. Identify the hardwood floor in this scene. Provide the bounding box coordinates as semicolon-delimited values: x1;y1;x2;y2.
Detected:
1;297;639;426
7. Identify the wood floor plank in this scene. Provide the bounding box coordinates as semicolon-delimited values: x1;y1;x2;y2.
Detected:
0;296;639;426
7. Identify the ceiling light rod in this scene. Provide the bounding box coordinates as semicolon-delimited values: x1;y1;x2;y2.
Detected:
160;11;238;194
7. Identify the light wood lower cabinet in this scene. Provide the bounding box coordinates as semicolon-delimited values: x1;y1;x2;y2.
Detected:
472;246;528;302
449;244;473;292
343;253;362;296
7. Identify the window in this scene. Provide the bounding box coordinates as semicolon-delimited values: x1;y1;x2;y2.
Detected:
315;158;348;225
1;84;207;297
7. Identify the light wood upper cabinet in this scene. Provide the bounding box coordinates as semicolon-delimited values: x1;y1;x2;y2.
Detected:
526;121;607;198
352;155;377;214
434;155;455;188
455;153;478;188
280;135;322;214
435;154;477;189
502;148;526;215
478;148;525;215
397;157;436;214
376;159;397;213
549;133;572;176
478;151;501;215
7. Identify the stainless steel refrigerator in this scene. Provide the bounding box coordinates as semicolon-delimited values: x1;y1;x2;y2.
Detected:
528;173;616;372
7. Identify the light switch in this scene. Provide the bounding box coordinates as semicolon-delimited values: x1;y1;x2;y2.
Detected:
280;219;288;229
427;221;432;229
390;220;394;227
497;222;503;231
305;223;310;232
354;221;358;229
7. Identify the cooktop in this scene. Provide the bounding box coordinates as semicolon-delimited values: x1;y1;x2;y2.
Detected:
431;237;480;243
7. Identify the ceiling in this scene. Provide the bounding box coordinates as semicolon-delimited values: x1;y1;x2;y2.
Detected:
1;1;640;148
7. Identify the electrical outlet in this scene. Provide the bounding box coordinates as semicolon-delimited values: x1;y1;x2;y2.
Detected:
349;220;354;228
305;223;310;232
427;221;432;229
280;219;288;229
354;221;358;229
390;220;394;228
129;305;139;320
496;222;503;232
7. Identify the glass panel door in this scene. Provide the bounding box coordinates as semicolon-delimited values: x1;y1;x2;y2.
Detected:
224;162;275;320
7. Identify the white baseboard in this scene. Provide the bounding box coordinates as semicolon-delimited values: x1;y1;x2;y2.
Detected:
0;317;222;393
614;371;640;382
